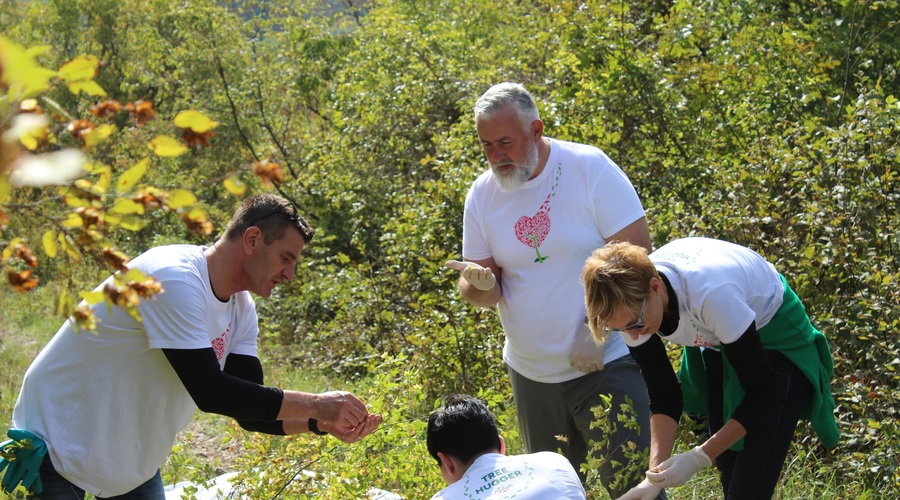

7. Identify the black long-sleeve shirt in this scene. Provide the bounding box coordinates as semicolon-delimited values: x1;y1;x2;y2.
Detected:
162;348;287;435
627;272;777;432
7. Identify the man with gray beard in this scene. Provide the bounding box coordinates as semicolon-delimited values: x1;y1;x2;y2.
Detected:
446;83;663;499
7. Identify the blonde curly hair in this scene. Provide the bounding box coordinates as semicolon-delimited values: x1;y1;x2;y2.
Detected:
581;241;658;343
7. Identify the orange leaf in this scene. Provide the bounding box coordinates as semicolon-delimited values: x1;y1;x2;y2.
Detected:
89;99;122;118
180;128;215;149
124;100;156;125
67;118;95;144
14;244;38;267
253;159;284;186
8;269;39;293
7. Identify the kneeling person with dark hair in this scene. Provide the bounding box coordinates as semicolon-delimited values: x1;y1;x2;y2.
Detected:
427;395;585;500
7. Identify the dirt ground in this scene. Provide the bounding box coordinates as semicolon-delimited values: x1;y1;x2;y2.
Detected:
175;419;246;475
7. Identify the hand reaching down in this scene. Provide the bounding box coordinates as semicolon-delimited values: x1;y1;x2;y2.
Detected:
319;414;383;444
571;322;605;373
646;446;711;488
616;478;662;500
314;390;370;428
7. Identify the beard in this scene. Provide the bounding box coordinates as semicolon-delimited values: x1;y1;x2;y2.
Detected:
490;140;539;192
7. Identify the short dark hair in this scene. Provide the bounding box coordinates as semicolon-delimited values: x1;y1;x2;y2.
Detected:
223;194;315;244
427;395;502;467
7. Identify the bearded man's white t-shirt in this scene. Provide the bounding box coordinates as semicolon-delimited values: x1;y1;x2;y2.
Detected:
12;245;259;496
462;138;645;382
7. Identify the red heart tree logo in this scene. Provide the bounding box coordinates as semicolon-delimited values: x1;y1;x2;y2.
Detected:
514;211;551;262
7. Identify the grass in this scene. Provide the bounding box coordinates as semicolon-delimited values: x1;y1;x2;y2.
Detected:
0;284;63;427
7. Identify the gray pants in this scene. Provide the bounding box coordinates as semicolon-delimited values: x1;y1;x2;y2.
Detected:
508;355;660;498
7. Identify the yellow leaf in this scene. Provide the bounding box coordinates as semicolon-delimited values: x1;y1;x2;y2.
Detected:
117;215;148;231
83;124;116;149
93;164;113;192
20;133;39;151
56;288;70;316
42;230;58;258
111;198;145;215
0;37;57;98
185;206;206;220
58;233;81;261
223;176;246;196
116;158;150;193
58;55;107;96
2;237;23;261
0;177;10;203
58;55;100;82
166;189;197;210
149;135;188;157
74;179;94;191
173;110;219;133
58;186;93;208
79;290;106;305
123;268;150;282
102;212;120;225
67;79;107;97
62;212;83;228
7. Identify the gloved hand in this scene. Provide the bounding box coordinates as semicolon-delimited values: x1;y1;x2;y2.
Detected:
646;445;711;488
616;477;662;500
570;322;605;373
0;428;47;494
445;260;496;291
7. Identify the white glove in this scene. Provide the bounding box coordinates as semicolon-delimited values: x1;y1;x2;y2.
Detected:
570;322;605;373
646;446;711;488
445;260;496;291
616;478;662;500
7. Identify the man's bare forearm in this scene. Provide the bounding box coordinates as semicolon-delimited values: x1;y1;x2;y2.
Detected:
458;276;501;308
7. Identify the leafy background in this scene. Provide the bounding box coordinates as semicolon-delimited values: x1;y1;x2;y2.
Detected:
0;0;897;498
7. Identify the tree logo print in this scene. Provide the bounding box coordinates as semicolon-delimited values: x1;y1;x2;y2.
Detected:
513;163;561;263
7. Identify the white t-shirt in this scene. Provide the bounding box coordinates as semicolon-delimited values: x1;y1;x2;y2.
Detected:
431;452;586;500
12;245;259;496
462;138;645;382
622;238;784;348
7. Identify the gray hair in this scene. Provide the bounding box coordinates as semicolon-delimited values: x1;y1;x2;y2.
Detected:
474;82;540;128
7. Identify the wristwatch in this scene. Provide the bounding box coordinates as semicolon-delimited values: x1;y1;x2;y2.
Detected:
308;418;328;436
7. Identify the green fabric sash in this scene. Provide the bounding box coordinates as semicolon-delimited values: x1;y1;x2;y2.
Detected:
679;275;840;451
